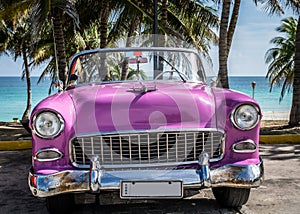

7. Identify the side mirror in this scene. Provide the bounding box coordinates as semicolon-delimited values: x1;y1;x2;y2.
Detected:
52;80;64;91
70;74;78;81
67;74;78;88
209;77;217;87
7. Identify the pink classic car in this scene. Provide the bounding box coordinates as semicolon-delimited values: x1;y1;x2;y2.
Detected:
28;46;263;213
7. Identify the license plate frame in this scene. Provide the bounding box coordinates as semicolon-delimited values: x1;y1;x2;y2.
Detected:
120;180;183;199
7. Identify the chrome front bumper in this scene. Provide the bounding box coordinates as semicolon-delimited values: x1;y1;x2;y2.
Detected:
29;153;264;198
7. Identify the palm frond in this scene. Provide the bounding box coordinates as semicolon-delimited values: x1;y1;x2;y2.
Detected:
265;16;297;102
261;0;285;15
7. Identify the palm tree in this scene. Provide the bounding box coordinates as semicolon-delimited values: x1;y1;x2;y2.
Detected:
75;0;219;78
106;0;219;52
166;0;219;53
257;0;300;126
8;0;219;91
30;0;79;89
265;17;297;101
292;16;300;125
29;21;59;95
217;0;231;89
0;0;31;26
102;1;115;49
118;1;143;80
0;18;33;122
214;0;241;89
109;64;147;81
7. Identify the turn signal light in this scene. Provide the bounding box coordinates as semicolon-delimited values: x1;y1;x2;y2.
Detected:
232;140;257;153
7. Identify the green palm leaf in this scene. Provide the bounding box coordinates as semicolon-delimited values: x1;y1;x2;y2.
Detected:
265;17;297;102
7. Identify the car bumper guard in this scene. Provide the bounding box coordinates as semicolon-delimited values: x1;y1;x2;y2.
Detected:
29;152;264;198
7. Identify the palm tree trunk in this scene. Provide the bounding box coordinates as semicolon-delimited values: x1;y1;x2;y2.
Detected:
158;0;168;72
52;9;68;89
120;18;138;80
121;1;142;80
227;0;241;54
100;1;109;48
289;16;300;126
161;0;168;26
217;0;231;89
21;48;31;122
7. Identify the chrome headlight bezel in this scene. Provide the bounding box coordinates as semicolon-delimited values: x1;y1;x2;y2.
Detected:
32;111;65;139
230;104;260;130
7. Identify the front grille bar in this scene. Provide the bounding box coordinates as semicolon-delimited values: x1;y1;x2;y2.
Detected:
70;129;225;169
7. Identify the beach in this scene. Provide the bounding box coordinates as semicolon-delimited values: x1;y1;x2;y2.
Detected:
262;110;290;120
0;122;30;141
1;144;300;213
1;76;298;143
0;76;293;122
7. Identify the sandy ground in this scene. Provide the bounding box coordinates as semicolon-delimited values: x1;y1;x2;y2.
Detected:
0;145;299;213
247;144;300;214
262;110;290;121
0;122;30;141
0;117;300;213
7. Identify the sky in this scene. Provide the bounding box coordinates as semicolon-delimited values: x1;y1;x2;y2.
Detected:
0;1;296;77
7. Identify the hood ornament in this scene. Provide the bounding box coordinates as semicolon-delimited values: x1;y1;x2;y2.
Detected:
127;54;157;93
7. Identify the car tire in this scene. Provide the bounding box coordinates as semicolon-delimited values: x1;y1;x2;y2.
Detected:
212;187;250;208
46;194;75;214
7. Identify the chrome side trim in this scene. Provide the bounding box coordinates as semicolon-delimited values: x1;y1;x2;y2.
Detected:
34;148;64;162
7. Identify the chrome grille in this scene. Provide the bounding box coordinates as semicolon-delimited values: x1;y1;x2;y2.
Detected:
70;129;224;169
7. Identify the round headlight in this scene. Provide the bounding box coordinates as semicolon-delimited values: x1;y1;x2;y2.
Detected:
33;111;64;138
231;104;260;130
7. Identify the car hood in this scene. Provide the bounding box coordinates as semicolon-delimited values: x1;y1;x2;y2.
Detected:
67;82;217;135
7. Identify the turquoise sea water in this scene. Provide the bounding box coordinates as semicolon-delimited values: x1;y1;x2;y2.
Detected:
229;76;292;112
0;76;292;122
0;77;52;122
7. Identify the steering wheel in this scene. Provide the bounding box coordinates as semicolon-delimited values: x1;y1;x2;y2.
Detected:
154;70;188;81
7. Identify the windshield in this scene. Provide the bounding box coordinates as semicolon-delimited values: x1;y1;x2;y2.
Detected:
67;47;205;86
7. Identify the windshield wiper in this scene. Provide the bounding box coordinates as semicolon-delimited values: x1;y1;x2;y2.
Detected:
158;56;187;82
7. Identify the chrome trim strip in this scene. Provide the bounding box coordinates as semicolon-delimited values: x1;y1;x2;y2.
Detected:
232;139;257;153
34;148;64;162
82;138;85;164
70;47;200;58
70;128;225;138
73;161;199;169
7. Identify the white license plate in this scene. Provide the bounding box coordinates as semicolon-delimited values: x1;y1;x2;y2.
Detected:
120;180;183;199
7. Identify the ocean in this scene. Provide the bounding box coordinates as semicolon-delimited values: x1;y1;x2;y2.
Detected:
0;76;292;122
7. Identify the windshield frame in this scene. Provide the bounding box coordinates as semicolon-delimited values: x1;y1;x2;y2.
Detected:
67;47;206;87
